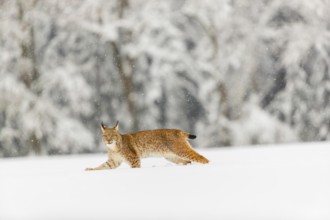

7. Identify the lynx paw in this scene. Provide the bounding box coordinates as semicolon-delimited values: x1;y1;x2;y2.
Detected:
85;168;95;171
182;161;192;165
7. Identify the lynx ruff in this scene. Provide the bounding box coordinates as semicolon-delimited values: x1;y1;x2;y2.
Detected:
85;121;209;170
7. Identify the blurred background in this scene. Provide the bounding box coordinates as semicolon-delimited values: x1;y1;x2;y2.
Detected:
0;0;329;157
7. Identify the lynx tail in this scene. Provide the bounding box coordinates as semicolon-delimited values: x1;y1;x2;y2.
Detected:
188;134;197;139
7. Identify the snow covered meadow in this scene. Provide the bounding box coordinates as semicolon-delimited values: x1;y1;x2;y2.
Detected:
1;1;330;219
1;142;329;220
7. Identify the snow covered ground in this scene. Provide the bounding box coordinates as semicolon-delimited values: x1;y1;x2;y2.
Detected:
0;142;329;220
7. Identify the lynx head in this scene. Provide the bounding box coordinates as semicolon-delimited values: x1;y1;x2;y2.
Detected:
101;121;122;152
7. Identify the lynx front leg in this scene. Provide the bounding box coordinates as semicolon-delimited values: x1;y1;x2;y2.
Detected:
129;158;141;168
85;159;121;171
85;162;109;171
125;155;141;168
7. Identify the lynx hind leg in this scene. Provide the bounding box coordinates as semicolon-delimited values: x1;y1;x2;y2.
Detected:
165;155;191;165
171;141;209;164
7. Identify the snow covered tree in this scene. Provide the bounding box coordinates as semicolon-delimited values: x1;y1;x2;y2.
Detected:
0;0;95;156
0;0;329;157
260;0;330;141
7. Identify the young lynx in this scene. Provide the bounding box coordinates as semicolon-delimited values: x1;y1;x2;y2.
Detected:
85;121;209;170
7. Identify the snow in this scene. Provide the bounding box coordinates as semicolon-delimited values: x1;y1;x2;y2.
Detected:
1;142;329;220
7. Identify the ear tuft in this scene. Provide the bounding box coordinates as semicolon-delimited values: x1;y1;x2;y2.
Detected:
101;121;106;132
114;121;119;131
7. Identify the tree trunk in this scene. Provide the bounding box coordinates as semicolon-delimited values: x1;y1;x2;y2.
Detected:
110;0;138;131
17;0;42;155
110;41;138;131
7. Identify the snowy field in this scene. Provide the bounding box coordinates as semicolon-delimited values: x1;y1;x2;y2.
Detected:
0;142;329;220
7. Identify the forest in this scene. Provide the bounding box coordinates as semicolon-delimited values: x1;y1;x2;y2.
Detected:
0;0;329;157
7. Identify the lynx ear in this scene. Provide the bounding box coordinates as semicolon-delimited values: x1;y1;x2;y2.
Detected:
101;121;106;132
114;121;119;131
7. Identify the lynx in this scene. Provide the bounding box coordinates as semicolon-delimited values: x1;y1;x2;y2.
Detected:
85;121;209;170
